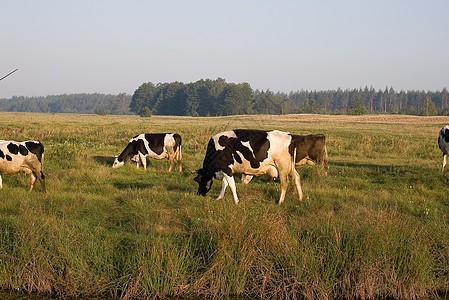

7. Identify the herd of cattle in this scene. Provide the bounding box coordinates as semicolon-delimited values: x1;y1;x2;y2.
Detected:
1;125;448;204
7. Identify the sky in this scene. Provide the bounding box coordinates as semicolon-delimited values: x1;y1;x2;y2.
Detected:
1;0;448;98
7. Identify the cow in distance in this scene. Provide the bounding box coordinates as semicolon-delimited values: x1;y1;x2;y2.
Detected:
113;133;182;172
438;125;449;172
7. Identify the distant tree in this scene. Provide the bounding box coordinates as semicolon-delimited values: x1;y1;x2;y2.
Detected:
253;90;286;114
299;99;312;113
441;88;449;111
95;107;108;115
140;107;152;117
154;82;187;115
110;93;131;114
299;98;323;114
218;82;253;115
185;92;199;116
130;82;157;115
348;98;368;115
421;96;437;116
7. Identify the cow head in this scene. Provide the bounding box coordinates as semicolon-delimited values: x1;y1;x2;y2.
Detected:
194;168;213;196
112;156;124;168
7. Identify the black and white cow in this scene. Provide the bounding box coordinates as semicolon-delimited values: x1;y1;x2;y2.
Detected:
0;140;45;192
113;133;182;172
241;133;328;183
438;125;449;172
194;129;302;204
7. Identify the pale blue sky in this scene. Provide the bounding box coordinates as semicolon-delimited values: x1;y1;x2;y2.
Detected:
1;0;448;98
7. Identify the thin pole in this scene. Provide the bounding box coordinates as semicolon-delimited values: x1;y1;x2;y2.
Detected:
0;69;18;81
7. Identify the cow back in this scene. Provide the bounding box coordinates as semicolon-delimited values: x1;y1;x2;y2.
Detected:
144;133;167;155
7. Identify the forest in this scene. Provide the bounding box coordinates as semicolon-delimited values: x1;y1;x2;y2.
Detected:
1;78;448;116
0;93;132;115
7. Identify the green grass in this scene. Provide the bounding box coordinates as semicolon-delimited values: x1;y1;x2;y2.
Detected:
1;112;449;299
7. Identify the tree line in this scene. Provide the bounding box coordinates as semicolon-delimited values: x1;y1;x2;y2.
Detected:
0;93;131;115
1;78;448;116
131;78;449;116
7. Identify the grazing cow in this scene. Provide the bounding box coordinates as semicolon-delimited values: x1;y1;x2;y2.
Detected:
0;140;45;191
438;125;449;172
113;133;182;172
194;129;302;204
241;133;328;183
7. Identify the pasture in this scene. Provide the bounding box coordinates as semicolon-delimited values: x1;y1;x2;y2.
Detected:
0;112;449;299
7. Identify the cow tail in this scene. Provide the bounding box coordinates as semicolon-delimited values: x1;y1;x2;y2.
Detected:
324;145;329;169
40;153;45;179
174;134;182;162
177;144;182;162
291;146;297;176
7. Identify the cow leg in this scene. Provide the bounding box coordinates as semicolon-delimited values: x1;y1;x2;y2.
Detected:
296;158;308;166
168;156;174;172
177;155;182;172
223;174;239;204
28;172;36;192
139;153;147;170
443;153;447;172
306;160;316;166
0;175;2;189
26;163;46;192
176;147;182;172
278;168;290;205
130;155;140;168
217;178;228;200
241;174;253;184
323;145;329;176
291;169;303;201
37;170;46;193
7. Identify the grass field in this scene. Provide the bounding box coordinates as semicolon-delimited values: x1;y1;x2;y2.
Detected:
0;112;449;299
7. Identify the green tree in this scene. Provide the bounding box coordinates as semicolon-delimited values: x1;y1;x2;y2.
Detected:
130;82;157;115
185;91;199;116
441;88;449;110
348;98;368;115
253;90;286;115
154;82;186;115
219;82;253;115
421;96;437;116
140;107;152;117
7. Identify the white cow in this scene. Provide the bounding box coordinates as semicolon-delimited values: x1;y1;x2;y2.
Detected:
194;129;302;204
113;133;182;172
0;140;46;191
